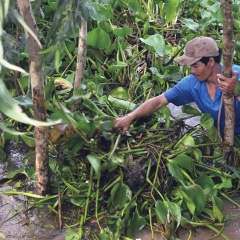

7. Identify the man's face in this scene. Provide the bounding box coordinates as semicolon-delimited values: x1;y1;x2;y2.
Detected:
190;59;213;81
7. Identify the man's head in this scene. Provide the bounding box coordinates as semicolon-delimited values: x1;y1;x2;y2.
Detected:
174;37;220;66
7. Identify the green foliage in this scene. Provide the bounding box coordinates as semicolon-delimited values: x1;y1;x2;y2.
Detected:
1;0;240;239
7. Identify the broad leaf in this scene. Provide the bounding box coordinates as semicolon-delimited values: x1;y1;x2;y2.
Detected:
140;34;165;56
182;104;201;116
200;113;214;129
87;28;111;49
167;162;186;185
109;183;132;213
170;154;194;172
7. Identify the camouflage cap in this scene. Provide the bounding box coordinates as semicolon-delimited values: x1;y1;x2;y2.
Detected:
174;37;219;66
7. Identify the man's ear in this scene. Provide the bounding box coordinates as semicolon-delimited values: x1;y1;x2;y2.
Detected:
209;57;215;66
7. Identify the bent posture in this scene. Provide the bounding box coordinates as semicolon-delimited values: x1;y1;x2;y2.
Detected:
115;37;240;136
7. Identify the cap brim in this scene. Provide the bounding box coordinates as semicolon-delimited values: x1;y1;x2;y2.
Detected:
174;55;201;66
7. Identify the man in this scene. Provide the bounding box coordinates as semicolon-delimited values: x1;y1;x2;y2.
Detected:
115;37;240;137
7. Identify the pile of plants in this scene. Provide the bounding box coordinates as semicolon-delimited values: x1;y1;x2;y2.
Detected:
0;0;240;239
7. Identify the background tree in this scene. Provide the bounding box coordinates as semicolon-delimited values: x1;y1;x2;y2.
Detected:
17;0;49;195
221;0;235;160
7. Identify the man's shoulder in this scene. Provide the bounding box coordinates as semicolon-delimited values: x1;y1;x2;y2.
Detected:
232;64;240;71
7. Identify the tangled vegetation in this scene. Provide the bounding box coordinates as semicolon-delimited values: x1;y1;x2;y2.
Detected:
1;0;240;239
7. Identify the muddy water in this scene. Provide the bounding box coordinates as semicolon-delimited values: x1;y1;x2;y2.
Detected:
0;143;67;240
0;104;240;240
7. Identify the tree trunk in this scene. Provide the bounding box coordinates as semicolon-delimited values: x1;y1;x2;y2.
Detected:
221;0;235;156
72;17;87;111
74;17;87;92
17;0;49;195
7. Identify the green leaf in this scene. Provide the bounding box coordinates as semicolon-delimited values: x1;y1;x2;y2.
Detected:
21;135;35;147
14;96;33;108
181;185;206;215
167;162;186;185
140;34;165;56
77;119;96;138
127;210;147;237
87;154;101;179
89;3;113;21
167;202;182;228
0;148;6;160
109;87;129;100
0;78;61;127
108;62;128;72
109;182;132;213
182;104;201;116
165;0;179;24
128;0;140;12
196;175;216;198
212;196;224;222
70;197;86;207
175;134;195;149
155;200;168;225
155;200;182;228
113;27;133;37
200;113;214;129
170;154;194;172
180;18;199;32
87;28;111;49
0;122;26;135
108;95;137;111
0;58;26;73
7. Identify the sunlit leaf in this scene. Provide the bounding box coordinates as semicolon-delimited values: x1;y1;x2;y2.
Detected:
167;201;182;228
109;87;129;100
0;58;26;73
165;0;179;24
0;78;61;127
180;18;199;31
108;95;137;111
0;122;26;135
140;34;165;56
88;2;113;21
87;28;111;49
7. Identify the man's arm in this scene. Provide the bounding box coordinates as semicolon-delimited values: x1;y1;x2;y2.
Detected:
114;93;169;134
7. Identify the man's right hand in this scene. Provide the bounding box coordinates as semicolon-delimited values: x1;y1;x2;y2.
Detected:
114;114;134;134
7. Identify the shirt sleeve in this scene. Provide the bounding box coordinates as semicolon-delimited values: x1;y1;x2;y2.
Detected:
164;75;195;106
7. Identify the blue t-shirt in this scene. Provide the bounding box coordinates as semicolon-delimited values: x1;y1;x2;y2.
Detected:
164;64;240;134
